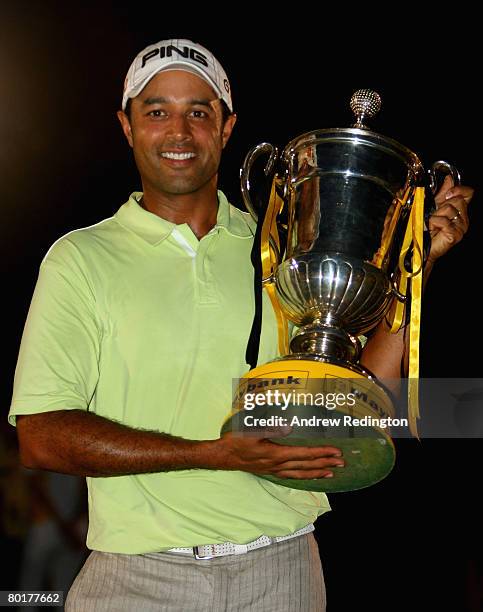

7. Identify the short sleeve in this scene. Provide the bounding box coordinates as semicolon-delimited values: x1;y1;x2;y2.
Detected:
8;238;101;426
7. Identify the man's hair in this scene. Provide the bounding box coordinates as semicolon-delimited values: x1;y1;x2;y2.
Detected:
124;99;233;126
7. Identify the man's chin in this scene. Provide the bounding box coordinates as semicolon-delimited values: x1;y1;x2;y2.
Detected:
154;177;217;197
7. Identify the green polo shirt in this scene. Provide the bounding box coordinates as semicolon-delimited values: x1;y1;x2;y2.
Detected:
9;191;330;553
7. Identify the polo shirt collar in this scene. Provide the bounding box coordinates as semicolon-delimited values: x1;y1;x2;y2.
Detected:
114;191;254;246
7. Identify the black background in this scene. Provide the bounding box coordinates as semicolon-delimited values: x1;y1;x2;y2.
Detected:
1;2;481;610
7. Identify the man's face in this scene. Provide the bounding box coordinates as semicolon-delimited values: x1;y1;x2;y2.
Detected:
118;70;236;197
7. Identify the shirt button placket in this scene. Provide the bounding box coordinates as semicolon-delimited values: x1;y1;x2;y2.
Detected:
196;231;219;305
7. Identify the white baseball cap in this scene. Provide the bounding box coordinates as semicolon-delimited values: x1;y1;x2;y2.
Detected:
122;38;233;112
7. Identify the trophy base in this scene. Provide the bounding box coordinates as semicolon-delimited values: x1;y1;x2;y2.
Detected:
223;358;396;493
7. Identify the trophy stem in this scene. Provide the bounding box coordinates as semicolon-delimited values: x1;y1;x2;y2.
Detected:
289;322;361;363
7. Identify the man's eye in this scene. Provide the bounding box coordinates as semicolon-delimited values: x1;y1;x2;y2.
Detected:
148;110;166;117
190;110;208;118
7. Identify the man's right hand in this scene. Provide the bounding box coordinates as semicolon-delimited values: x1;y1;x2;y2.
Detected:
16;410;344;479
206;429;344;479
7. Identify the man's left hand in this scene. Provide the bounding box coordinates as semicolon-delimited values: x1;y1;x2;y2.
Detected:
428;175;474;265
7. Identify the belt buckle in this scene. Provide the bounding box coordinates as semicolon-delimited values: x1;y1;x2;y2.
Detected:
193;545;216;560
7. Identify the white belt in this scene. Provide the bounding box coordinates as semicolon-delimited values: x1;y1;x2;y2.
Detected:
168;523;314;560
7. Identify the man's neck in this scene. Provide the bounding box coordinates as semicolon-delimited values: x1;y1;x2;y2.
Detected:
140;184;219;240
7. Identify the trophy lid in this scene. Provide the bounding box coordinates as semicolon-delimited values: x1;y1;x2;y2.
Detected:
282;89;424;181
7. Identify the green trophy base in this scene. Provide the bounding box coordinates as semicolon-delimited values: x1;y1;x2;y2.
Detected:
221;413;395;493
223;359;397;493
259;435;395;493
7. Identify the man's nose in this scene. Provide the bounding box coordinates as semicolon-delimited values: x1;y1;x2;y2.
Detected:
166;114;192;142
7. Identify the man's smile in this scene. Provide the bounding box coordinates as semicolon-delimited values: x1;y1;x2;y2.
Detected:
161;151;197;160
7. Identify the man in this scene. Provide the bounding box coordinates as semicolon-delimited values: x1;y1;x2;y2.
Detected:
9;38;473;611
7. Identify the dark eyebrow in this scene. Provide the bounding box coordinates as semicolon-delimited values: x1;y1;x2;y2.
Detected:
142;97;214;107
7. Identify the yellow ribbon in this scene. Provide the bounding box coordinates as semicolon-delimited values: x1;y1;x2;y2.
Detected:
373;187;410;269
387;187;424;437
382;187;411;332
407;187;424;438
260;179;289;356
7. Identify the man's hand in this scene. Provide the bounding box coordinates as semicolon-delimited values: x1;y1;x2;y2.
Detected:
16;410;344;479
427;175;474;265
208;429;344;479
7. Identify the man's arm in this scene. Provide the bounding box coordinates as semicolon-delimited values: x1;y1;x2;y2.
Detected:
360;178;473;381
16;410;345;480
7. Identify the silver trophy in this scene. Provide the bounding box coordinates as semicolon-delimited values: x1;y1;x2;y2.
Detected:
226;90;460;493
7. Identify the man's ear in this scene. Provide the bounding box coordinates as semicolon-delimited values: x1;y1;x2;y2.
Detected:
117;110;134;148
222;113;237;148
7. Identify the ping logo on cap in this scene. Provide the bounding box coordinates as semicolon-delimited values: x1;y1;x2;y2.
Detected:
141;45;209;69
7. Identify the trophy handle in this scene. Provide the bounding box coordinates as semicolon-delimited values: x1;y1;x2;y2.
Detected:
427;160;461;193
391;161;462;304
390;273;407;302
240;142;279;221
